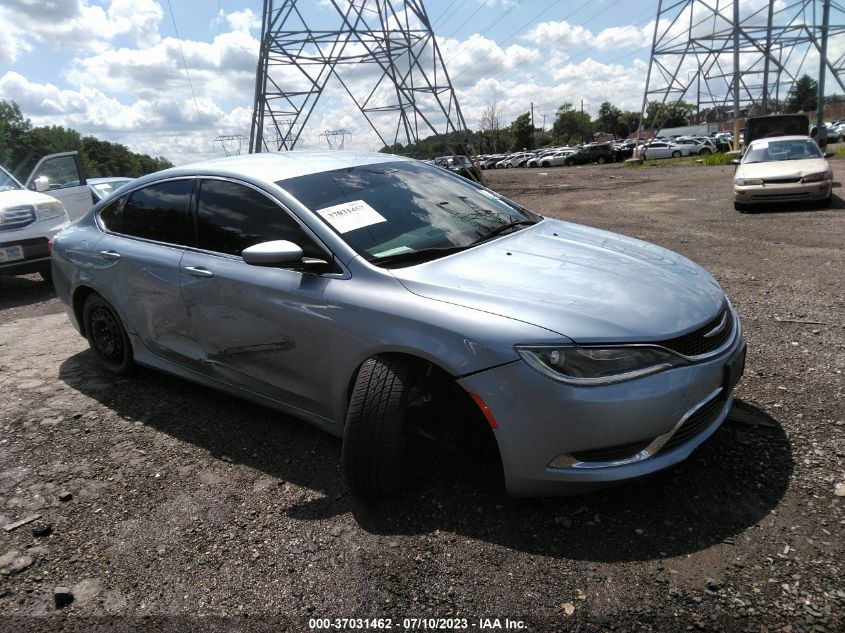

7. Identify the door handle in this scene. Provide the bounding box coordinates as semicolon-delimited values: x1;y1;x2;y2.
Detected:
183;266;214;278
99;250;121;261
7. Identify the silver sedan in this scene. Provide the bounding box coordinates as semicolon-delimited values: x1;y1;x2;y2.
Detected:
51;152;746;497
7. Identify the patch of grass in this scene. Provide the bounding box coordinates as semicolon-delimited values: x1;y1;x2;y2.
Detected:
624;152;734;168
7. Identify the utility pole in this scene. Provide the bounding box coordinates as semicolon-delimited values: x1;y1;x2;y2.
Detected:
816;0;831;147
762;0;774;115
732;0;741;150
530;102;535;149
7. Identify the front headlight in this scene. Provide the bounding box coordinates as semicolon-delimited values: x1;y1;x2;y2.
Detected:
735;178;763;186
801;171;832;183
515;345;688;386
36;200;67;221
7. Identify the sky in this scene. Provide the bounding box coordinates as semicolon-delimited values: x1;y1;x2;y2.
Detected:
0;0;839;166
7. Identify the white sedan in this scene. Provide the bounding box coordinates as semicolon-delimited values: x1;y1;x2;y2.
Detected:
733;135;833;212
636;142;693;160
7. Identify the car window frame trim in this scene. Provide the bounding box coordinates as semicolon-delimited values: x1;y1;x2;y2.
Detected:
95;174;345;277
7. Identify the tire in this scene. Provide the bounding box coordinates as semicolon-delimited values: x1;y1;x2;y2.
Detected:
563;159;573;167
39;265;53;283
83;293;134;375
818;194;832;208
734;201;751;213
342;355;420;495
597;156;606;164
541;161;550;168
506;163;513;168
672;151;682;158
699;148;710;155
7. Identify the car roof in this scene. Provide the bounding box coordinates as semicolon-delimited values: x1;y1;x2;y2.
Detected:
145;151;413;186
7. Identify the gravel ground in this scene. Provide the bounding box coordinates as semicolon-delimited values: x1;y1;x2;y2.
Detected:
0;158;843;632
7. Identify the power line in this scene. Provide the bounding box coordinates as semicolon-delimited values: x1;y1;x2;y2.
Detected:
166;0;208;144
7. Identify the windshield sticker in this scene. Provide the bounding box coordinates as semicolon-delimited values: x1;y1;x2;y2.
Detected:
316;200;386;233
757;141;769;149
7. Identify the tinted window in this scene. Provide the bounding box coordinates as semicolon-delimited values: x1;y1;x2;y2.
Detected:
120;180;191;245
196;179;322;258
99;196;124;232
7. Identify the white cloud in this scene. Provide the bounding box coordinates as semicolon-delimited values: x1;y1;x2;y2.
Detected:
523;21;592;48
225;8;262;33
0;0;162;54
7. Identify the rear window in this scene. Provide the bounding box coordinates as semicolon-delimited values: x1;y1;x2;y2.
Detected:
102;179;192;246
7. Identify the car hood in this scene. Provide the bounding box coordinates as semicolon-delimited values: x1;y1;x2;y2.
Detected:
0;188;63;208
390;219;725;342
736;158;830;179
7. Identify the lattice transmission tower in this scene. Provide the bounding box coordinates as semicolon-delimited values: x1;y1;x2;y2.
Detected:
249;0;471;154
640;0;845;134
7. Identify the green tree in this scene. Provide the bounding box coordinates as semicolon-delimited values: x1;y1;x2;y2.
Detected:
597;102;622;136
551;103;591;144
787;74;818;112
645;100;695;129
509;113;535;151
0;99;171;179
0;101;32;168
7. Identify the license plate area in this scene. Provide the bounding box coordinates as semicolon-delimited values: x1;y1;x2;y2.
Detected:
724;343;746;390
0;245;25;263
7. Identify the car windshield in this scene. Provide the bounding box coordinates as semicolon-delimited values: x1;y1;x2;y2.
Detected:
743;138;823;163
278;161;538;265
0;167;23;192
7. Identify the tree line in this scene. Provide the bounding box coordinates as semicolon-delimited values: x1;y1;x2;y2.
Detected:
383;73;829;158
382;98;697;158
0;100;172;181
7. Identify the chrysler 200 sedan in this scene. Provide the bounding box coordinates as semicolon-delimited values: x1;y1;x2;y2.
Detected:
52;152;746;497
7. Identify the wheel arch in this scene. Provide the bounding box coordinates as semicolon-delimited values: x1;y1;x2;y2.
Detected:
71;284;99;338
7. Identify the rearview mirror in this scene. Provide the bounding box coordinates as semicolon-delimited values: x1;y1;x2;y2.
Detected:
242;240;303;266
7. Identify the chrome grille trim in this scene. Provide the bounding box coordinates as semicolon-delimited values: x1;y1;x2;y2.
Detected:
548;387;727;470
0;205;37;231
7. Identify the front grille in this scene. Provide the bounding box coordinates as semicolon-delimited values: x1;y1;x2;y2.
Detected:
658;304;733;357
571;438;653;463
0;205;36;231
663;393;726;451
761;177;801;184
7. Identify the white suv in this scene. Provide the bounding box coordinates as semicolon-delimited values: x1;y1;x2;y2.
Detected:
0;164;70;281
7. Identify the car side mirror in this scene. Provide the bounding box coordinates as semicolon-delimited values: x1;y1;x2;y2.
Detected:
824;152;834;159
242;240;304;266
32;176;50;193
730;159;741;166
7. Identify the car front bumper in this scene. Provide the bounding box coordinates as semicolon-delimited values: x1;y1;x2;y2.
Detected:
458;318;745;497
734;180;832;204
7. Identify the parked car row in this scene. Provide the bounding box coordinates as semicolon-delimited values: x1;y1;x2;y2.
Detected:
476;142;621;169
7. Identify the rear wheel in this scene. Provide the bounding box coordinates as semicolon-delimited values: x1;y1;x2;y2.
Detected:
672;150;682;158
541;161;550;168
342;355;421;496
597;156;606;164
83;293;134;375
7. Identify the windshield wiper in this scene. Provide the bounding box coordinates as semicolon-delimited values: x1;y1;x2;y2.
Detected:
472;219;537;244
368;245;470;267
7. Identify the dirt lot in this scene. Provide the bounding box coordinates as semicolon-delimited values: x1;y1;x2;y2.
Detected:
1;159;843;632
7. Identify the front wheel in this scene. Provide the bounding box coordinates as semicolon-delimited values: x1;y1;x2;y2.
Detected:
734;201;752;213
83;293;134;374
597;156;606;164
342;355;420;495
672;151;682;158
699;148;710;155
